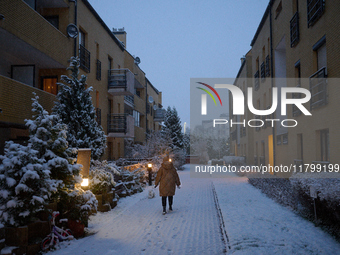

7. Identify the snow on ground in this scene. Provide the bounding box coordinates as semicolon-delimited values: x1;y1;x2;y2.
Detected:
50;165;224;255
213;174;340;254
49;165;340;254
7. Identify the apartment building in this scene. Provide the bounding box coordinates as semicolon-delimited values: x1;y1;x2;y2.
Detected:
231;0;340;175
0;0;163;160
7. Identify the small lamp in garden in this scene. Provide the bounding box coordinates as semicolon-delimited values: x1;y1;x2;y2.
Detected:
147;163;152;186
77;148;91;188
169;158;172;162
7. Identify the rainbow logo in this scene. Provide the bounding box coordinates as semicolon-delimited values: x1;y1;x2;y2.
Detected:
196;82;223;106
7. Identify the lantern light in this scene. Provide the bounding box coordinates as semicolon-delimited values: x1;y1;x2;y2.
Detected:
148;163;152;168
169;158;172;162
81;178;89;187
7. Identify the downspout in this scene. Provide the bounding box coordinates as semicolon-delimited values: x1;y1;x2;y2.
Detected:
269;2;276;167
70;0;77;57
145;77;148;141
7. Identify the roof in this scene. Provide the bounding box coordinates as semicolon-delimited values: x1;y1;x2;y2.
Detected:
81;0;125;51
250;0;274;47
146;77;160;95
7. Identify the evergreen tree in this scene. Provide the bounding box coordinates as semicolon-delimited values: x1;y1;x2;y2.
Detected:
53;57;106;160
162;106;183;149
26;94;81;195
0;141;50;226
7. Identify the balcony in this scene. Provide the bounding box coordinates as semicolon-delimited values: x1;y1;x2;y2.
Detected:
307;0;325;27
254;71;259;91
108;69;135;96
124;95;134;108
310;67;327;110
79;44;90;73
154;108;166;122
290;12;299;47
107;114;134;138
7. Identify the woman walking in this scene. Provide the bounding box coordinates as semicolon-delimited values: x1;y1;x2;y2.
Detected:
155;156;181;215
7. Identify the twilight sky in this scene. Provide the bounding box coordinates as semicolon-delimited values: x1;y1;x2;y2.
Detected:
88;0;269;129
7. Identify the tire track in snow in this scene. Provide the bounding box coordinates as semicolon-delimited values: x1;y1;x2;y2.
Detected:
212;181;231;253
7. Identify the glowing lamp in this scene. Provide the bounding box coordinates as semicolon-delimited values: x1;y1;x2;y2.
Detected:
148;163;152;168
169;158;172;162
81;178;89;187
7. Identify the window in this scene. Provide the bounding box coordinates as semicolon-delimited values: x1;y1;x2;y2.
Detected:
79;29;90;72
293;61;302;116
96;59;101;80
310;37;327;110
108;56;113;70
282;133;288;144
320;129;329;161
277;135;282;145
41;76;58;95
265;55;270;77
290;11;299;47
44;16;59;29
133;110;140;127
275;1;282;19
11;65;35;87
307;0;325;27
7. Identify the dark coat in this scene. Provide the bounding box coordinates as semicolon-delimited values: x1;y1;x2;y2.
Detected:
155;161;181;197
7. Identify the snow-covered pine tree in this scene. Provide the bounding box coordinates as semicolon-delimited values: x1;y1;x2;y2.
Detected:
53;57;106;160
26;94;81;195
0;142;50;227
162;106;183;149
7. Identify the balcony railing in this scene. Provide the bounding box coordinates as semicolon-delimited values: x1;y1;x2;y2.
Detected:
260;62;265;81
265;55;270;77
124;95;134;106
254;71;260;91
96;59;101;81
310;67;327;110
108;69;134;96
79;44;90;73
290;12;300;47
96;108;101;126
307;0;325;27
107;114;134;138
108;114;127;133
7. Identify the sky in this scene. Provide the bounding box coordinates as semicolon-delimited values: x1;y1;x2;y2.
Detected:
88;0;269;129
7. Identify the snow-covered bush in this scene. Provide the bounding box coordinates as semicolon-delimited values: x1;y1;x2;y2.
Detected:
58;187;98;225
89;168;115;195
223;156;245;166
53;57;106;160
0;142;51;227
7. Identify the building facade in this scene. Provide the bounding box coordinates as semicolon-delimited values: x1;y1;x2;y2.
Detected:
231;0;340;175
0;0;163;160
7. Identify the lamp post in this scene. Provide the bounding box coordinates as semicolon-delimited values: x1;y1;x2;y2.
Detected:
77;148;91;188
147;163;152;186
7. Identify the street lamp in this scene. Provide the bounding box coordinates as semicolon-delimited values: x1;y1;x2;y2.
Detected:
147;163;152;186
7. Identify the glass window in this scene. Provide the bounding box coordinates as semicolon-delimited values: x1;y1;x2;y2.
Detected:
42;77;58;95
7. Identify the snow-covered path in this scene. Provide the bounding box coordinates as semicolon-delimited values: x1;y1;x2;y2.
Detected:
51;165;225;255
50;165;340;254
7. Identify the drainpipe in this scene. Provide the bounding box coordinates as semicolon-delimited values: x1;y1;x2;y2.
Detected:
145;77;148;141
269;2;276;167
69;0;77;57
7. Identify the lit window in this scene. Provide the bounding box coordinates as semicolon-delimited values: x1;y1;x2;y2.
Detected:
42;77;58;95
